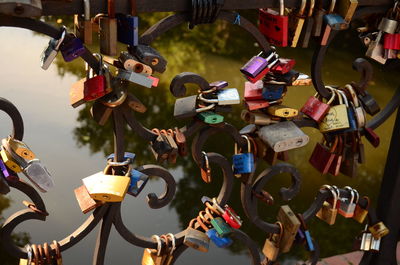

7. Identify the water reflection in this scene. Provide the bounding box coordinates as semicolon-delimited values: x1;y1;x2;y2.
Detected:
0;12;398;265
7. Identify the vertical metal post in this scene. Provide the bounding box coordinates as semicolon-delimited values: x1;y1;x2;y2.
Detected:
361;107;400;265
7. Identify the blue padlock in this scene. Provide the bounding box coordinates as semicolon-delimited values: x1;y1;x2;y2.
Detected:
128;169;149;197
60;36;85;62
336;90;357;133
323;14;347;31
262;84;284;101
106;152;136;163
304;230;315;251
116;14;139;46
206;228;233;248
232;135;254;175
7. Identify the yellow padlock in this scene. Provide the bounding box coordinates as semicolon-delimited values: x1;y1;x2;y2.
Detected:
7;137;36;161
266;105;299;118
0;148;22;173
82;165;131;202
319;88;350;132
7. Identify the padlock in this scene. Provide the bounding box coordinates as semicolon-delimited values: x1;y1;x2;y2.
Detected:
289;0;306;47
74;0;92;44
312;0;326;37
269;69;300;86
258;121;309;152
82;164;131;202
206;208;233;237
130;44;167;73
116;14;139;46
232;135;255;175
244;80;264;101
262;84;285;101
336;0;358;22
50;241;63;265
99;0;117;56
298;0;315;48
368;222;390;239
219;205;242;229
128;169;149;196
241;110;280;126
173;127;188;157
0;147;21;173
353;196;369;224
183;218;210;252
197;111;224;124
0;164;10;194
173;95;215;119
383;33;400;58
370;236;381;252
340;139;359;178
266;105;298;118
319;87;349;132
60;35;86;62
309;137;338;174
258;0;289;47
150;129;173;163
316;185;338;225
296;213;315;251
84;55;112;102
0;0;42;17
327;135;344;176
270;58;296;74
245;100;270;111
142;235;165;265
159;130;178;164
199;151;212;183
344;85;366;128
196;216;233;248
301;90;335;122
107;152;136;163
291;73;312;86
360;227;372;251
240;51;275;78
40;28;66;70
338;186;357;218
321;0;347;45
74;185;103;214
117;68;154;88
277;205;301;253
6;137;35;160
262;222;283;262
336;89;357;132
198;88;241;105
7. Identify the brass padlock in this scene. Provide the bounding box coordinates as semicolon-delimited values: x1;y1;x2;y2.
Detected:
99;0;117;56
0;147;22;172
266;105;299;118
316;185;338;225
262;222;283;262
353;196;369;224
142;235;165;265
319;87;350;132
183;218;210;252
277;205;300;253
82;165;131;202
368;222;389;239
6;136;35;161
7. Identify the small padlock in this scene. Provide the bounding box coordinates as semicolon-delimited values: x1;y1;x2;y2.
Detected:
173;95;215;119
245;100;270;111
232;135;255;175
319;87;350;132
370;236;381;252
316;185;338;225
241;110;280;126
277;205;301;253
159;130;179;164
197;216;233;248
344;85;366;128
262;222;283;262
301;90;335;122
270;58;296;74
84;54;112;102
353;196;369;224
142;235;165;265
266;105;298;118
309;137;338;174
40;28;66;70
60;35;86;62
240;51;275;78
183;218;210;252
206;208;233;237
360;227;372;251
117;68;154;88
336;89;357;132
82;164;131;202
197;111;224;124
128;169;149;197
244;80;264;101
198;88;241;105
258;0;289;47
74;185;103;214
150;129;173;163
257;121;309;152
336;0;358;22
368;222;390;239
338;186;357;218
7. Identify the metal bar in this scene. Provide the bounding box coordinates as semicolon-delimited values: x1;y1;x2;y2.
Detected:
40;0;393;16
361;108;400;265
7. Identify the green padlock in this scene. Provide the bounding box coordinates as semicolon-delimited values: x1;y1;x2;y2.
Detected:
207;208;233;237
197;111;224;124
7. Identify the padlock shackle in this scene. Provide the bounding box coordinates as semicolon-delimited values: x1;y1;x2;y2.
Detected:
344;84;360;107
344;186;355;204
322;184;338;208
298;0;307;16
166;233;176;255
328;0;336;14
336;89;349;107
307;0;315;17
151;235;162;256
196;216;209;232
279;0;284;16
83;0;90;20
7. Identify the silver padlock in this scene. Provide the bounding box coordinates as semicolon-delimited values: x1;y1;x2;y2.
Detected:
360;228;372;251
40;28;66;70
117;68;153;88
173;95;216;119
338;187;357;218
257;121;309;152
0;0;42;17
370;236;381;252
198;88;241;105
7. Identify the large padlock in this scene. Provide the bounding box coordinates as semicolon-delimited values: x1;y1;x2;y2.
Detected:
262;222;283;262
84;55;112;102
74;0;92;44
0;0;42;17
319;87;349;132
183;218;210;252
232;135;255;175
257;121;309;152
116;14;139;46
258;0;289;47
301;90;335;122
82;165;131;202
277;205;300;253
173;95;215;119
99;0;117;56
40;28;66;70
316;185;338;225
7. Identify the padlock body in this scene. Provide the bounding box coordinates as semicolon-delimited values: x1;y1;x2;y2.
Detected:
174;95;198;119
117;69;153;88
244;81;263;100
83;172;130;202
262;238;279;262
84;75;107;101
99;17;118;56
319;104;349;132
270;58;295;74
232;152;254;174
240;55;268;78
368;222;389;239
338;200;356;218
60;38;85;62
378;17;398;34
217;88;241;105
384;33;400;50
309;143;335;174
197;111;224;124
222;207;242;229
210;217;233;237
183;228;210;252
0;148;22;173
128;169;149;196
247;67;271;83
262;84;284;101
259;9;288;47
206;229;233;248
23;161;54;192
277;205;300;253
245;100;270;111
116;14;139;46
323;14;348;30
353;205;368;223
316;201;337;225
40;39;59;70
301;96;330;122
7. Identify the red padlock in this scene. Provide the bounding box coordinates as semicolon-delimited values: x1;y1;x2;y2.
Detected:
83;55;112;101
364;127;380;148
383;33;400;50
309;137;338;174
222;206;242;229
245;100;270;111
259;0;288;47
244;81;263;100
271;58;296;75
301;91;335;123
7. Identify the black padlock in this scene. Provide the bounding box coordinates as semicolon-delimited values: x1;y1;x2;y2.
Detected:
150;131;173;163
129;44;167;73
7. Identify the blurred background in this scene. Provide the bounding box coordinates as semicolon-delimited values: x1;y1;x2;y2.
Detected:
0;10;398;265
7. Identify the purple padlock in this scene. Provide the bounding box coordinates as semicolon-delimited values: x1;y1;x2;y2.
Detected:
295;228;306;244
240;51;276;78
0;159;18;182
60;36;86;62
